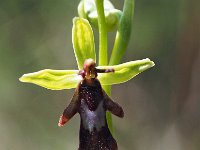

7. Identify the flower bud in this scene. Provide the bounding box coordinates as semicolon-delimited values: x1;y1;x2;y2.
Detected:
78;0;86;18
78;0;122;32
88;9;122;32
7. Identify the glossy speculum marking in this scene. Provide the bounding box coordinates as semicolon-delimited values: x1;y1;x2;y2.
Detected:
58;59;124;150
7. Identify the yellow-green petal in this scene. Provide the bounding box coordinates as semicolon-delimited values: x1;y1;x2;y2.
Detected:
72;17;96;69
19;69;82;90
97;58;155;85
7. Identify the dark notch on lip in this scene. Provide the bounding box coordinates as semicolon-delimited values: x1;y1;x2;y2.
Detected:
78;58;114;79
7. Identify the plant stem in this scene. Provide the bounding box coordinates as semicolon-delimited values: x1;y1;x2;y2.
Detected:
95;0;108;66
95;0;135;132
103;85;113;132
109;0;135;65
95;0;113;131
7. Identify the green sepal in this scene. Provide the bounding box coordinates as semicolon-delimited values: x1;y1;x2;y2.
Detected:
19;69;81;90
72;17;96;69
97;58;155;85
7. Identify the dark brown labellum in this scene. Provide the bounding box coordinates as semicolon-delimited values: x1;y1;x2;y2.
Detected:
58;59;124;150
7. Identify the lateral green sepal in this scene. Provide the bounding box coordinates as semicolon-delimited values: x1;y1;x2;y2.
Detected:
97;58;155;85
19;69;82;90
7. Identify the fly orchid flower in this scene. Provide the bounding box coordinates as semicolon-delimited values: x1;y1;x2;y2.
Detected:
19;0;155;149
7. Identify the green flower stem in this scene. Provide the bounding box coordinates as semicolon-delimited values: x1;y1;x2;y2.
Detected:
109;0;135;65
95;0;135;132
95;0;108;66
95;0;113;131
103;85;113;132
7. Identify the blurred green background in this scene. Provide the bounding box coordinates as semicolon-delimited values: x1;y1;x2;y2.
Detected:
0;0;200;150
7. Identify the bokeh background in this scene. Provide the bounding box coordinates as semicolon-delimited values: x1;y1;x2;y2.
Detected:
0;0;200;150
